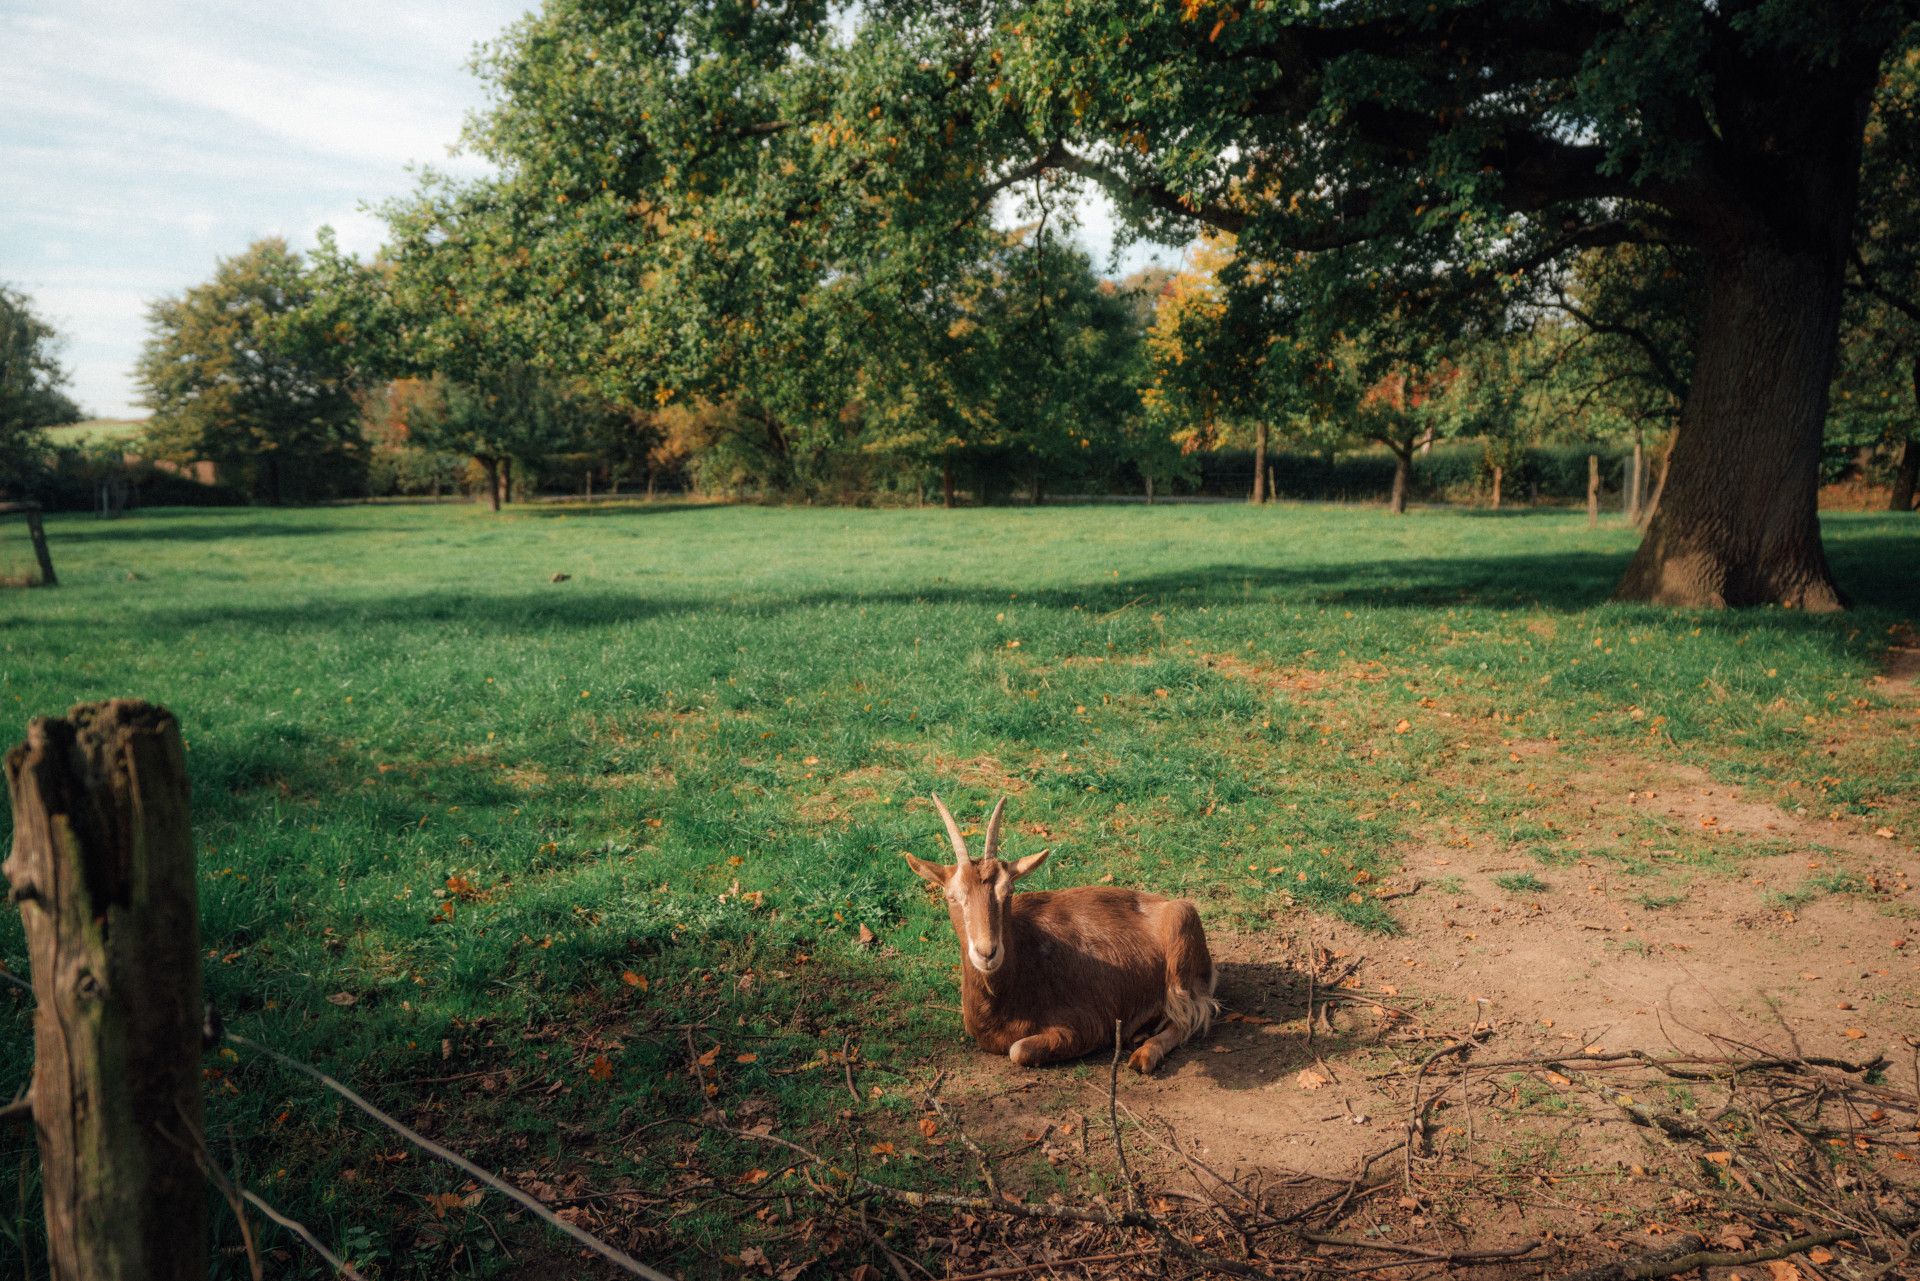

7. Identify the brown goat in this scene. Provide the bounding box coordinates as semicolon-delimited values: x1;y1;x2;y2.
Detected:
904;795;1217;1073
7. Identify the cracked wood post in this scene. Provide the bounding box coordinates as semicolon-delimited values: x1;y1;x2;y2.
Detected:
3;700;206;1281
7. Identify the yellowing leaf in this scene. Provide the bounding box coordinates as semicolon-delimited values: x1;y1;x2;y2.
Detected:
621;970;649;991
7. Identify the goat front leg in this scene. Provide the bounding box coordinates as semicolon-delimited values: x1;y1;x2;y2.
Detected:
1006;1025;1096;1068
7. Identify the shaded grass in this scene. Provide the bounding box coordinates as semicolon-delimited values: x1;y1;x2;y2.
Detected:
0;501;1914;1277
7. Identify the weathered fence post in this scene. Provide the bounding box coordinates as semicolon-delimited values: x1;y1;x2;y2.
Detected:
4;700;206;1281
1587;454;1600;527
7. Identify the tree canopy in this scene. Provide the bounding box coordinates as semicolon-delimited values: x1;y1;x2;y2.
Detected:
137;239;366;504
0;284;81;490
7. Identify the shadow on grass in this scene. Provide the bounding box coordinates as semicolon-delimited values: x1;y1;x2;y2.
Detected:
120;534;1914;633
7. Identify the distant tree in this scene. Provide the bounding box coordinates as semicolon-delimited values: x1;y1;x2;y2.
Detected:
1848;47;1920;512
137;240;364;503
0;284;81;490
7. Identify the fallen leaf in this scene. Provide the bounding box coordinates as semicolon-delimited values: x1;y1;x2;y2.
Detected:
1844;1027;1867;1039
1296;1068;1330;1090
588;1053;613;1082
621;970;649;991
1394;719;1410;734
736;1052;758;1064
1766;1261;1802;1281
698;1046;720;1067
918;1117;938;1139
1703;1151;1733;1166
869;1142;895;1158
326;992;356;1007
857;923;878;949
740;1168;770;1185
1808;1247;1835;1265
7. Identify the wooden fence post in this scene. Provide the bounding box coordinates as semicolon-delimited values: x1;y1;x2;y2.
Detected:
1587;454;1600;527
4;700;206;1281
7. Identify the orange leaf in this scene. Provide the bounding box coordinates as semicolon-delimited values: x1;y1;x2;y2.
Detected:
740;1168;770;1185
1703;1151;1732;1166
869;1142;895;1158
698;1046;720;1067
1844;1028;1867;1039
918;1117;938;1139
588;1053;613;1082
1209;17;1226;40
736;1052;758;1064
621;970;649;991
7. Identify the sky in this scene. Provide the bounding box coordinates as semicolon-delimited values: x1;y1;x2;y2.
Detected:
2;0;1177;420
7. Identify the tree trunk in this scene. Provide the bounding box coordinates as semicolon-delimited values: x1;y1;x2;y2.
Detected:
1251;422;1268;504
502;457;514;505
1144;473;1155;505
1892;361;1919;512
481;457;501;512
1491;465;1503;510
3;701;207;1281
1587;453;1600;526
1388;449;1410;515
1030;474;1043;506
942;462;955;509
1626;440;1644;524
1615;240;1847;609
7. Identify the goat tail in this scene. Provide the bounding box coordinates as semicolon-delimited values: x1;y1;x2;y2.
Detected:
1163;973;1220;1044
1162;899;1219;1044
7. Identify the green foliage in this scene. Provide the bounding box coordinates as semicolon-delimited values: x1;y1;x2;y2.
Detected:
0;283;81;491
136;240;367;504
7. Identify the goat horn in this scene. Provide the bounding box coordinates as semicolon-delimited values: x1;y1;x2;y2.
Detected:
982;796;1007;859
930;793;970;865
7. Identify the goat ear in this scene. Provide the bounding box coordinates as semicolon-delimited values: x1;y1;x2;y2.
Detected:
1008;848;1050;881
903;854;950;888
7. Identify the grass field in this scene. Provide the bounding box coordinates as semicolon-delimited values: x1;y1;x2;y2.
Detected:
2;502;1915;1277
41;417;147;447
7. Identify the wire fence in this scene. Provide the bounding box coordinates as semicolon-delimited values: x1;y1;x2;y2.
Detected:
1;966;674;1281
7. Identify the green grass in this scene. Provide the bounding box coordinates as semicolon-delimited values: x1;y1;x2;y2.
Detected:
1;501;1914;1277
42;417;146;447
1493;871;1550;894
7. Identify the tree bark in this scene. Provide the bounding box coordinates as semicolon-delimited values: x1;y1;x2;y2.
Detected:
1030;474;1044;506
1892;360;1919;513
502;457;514;505
1251;422;1268;505
1615;240;1848;609
1491;465;1503;510
942;462;956;509
1587;453;1600;526
3;701;206;1281
1388;449;1410;515
1144;473;1155;505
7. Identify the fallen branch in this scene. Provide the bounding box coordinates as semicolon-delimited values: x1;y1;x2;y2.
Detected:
1562;1228;1855;1281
